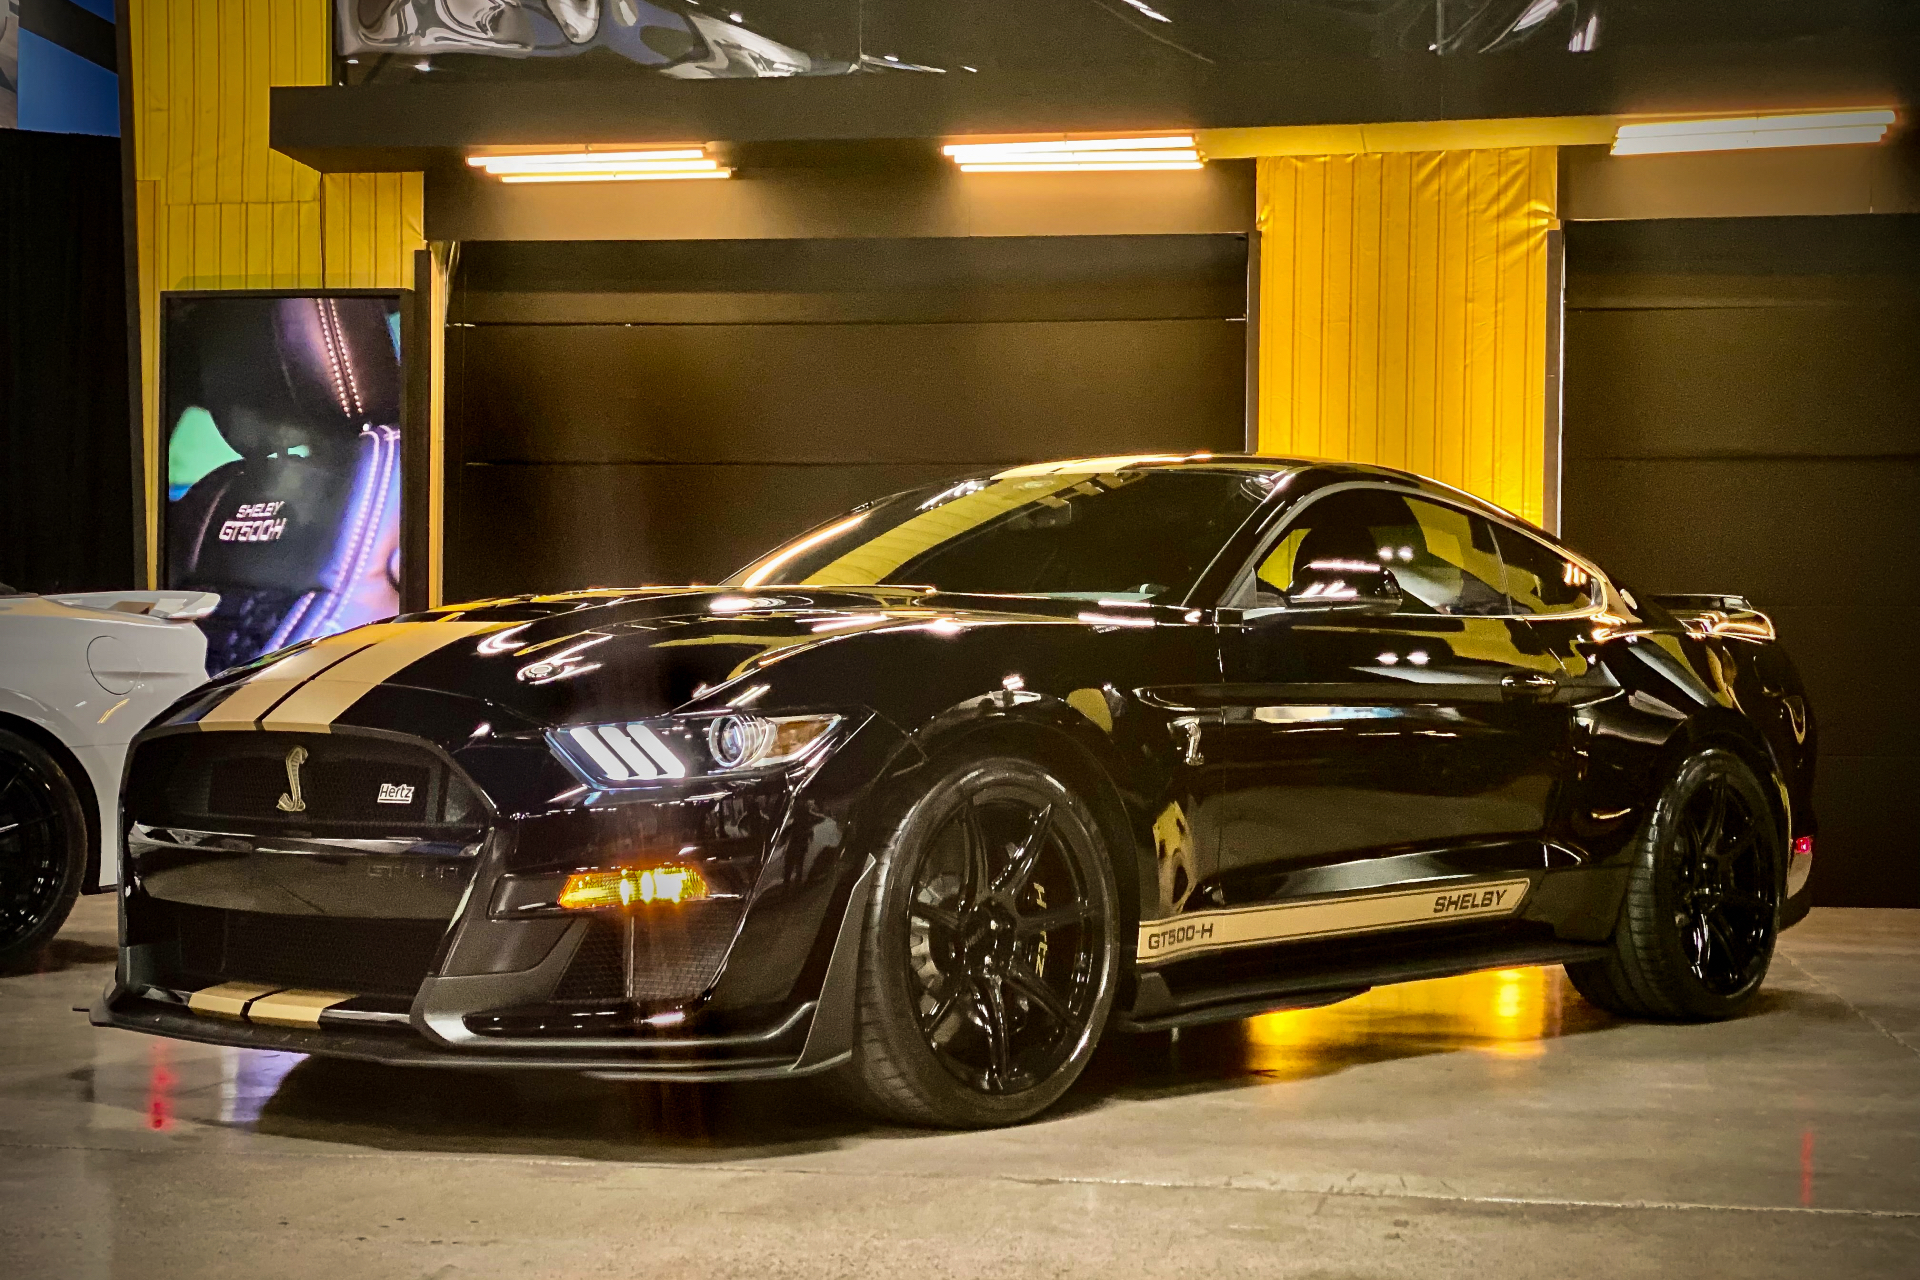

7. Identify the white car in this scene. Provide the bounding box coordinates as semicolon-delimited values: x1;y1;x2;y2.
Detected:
0;585;217;965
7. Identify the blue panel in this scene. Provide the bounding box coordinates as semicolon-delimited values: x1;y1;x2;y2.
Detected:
65;0;118;21
16;30;119;137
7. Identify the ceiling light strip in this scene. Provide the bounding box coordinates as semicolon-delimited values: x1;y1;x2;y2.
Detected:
957;161;1205;173
1617;110;1893;139
1611;109;1895;156
498;170;733;184
479;159;725;175
943;133;1205;175
942;134;1197;158
468;146;732;183
1612;126;1890;156
467;149;707;168
952;149;1199;165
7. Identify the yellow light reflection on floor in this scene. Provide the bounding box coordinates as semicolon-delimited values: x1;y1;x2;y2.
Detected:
1240;966;1584;1080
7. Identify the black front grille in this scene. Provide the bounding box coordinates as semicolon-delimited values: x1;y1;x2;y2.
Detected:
168;902;447;998
553;903;745;1004
207;756;435;826
130;731;484;838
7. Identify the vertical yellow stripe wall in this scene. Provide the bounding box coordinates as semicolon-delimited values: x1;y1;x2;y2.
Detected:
129;0;424;586
1254;148;1557;526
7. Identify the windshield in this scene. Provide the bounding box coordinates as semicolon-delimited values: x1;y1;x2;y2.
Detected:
728;466;1286;603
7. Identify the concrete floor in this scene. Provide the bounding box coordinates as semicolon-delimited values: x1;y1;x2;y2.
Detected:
3;900;1917;1279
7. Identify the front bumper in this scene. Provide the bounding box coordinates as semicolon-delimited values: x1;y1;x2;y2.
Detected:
93;853;873;1080
109;699;905;1079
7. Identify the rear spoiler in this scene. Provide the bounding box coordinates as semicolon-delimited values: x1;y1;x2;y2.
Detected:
44;590;221;622
1648;593;1775;643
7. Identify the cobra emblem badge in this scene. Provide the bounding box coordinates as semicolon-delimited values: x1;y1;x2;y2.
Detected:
275;745;309;814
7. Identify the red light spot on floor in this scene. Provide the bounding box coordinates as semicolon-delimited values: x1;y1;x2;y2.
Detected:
147;1043;176;1132
1800;1128;1815;1206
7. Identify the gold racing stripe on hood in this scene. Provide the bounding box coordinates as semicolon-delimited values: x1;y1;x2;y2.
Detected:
197;622;419;729
258;619;505;733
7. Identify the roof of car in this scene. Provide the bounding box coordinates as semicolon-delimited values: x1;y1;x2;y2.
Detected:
990;453;1523;523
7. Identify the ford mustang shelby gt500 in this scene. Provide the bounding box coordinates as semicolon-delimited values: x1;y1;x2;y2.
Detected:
97;456;1816;1127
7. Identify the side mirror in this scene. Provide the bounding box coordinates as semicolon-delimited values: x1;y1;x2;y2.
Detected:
1283;559;1404;616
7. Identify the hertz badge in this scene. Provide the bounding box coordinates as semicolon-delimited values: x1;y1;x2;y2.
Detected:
275;745;309;813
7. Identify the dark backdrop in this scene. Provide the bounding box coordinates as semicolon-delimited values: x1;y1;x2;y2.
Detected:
0;128;136;594
444;234;1249;600
1562;215;1920;908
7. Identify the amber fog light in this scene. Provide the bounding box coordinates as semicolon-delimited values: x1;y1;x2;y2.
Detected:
558;866;710;910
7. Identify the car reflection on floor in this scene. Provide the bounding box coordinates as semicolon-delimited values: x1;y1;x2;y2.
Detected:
115;965;1611;1144
1241;965;1604;1070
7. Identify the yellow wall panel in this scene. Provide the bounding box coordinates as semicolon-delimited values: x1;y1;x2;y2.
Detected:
128;0;425;584
1256;148;1557;526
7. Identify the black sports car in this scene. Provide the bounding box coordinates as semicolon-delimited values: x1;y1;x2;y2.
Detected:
98;456;1817;1127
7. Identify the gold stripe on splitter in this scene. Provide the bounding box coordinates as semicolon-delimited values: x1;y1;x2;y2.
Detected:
246;990;357;1028
185;982;281;1020
260;619;503;732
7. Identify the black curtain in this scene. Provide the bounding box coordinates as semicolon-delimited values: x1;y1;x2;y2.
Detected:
0;128;136;593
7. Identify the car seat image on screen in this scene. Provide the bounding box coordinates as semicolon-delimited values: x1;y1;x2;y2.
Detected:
163;294;404;674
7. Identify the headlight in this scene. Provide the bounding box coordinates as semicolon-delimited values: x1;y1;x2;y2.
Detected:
550;713;842;787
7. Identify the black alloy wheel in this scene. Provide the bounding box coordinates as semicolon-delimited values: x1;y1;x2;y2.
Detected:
1669;765;1777;996
1566;747;1782;1021
828;755;1119;1127
0;728;89;969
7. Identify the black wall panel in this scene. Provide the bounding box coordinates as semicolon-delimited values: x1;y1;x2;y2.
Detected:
1563;215;1920;908
446;235;1248;600
0;130;136;593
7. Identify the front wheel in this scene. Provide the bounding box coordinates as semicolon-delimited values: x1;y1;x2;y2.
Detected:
0;728;89;970
1566;747;1783;1021
827;754;1120;1128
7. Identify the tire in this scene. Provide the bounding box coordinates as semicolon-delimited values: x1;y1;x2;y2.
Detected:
825;754;1121;1128
1566;747;1783;1021
0;728;89;970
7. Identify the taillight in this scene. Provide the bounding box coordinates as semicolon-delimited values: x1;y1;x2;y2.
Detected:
1792;836;1814;858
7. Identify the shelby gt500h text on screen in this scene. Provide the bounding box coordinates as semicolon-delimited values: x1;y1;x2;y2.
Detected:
97;456;1816;1128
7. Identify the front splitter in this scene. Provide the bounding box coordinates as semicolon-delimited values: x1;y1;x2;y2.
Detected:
90;991;840;1083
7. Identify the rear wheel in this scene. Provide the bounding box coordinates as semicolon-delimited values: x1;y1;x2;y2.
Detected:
0;729;88;969
1566;747;1782;1021
827;755;1120;1128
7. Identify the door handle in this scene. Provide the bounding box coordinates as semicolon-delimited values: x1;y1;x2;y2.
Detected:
1501;672;1560;698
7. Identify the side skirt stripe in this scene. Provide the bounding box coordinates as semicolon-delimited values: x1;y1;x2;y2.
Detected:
1137;878;1532;965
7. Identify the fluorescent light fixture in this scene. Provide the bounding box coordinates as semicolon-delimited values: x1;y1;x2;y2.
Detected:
467;147;732;183
1611;109;1895;156
499;171;731;184
942;134;1203;173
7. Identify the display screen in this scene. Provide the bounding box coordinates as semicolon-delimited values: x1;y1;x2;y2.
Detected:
162;293;405;674
335;1;1895;84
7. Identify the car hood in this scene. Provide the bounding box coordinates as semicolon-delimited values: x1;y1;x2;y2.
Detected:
188;586;1158;735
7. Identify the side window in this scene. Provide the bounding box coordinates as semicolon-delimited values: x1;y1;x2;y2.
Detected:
1493;525;1598;615
1250;489;1508;616
1394;499;1508;617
